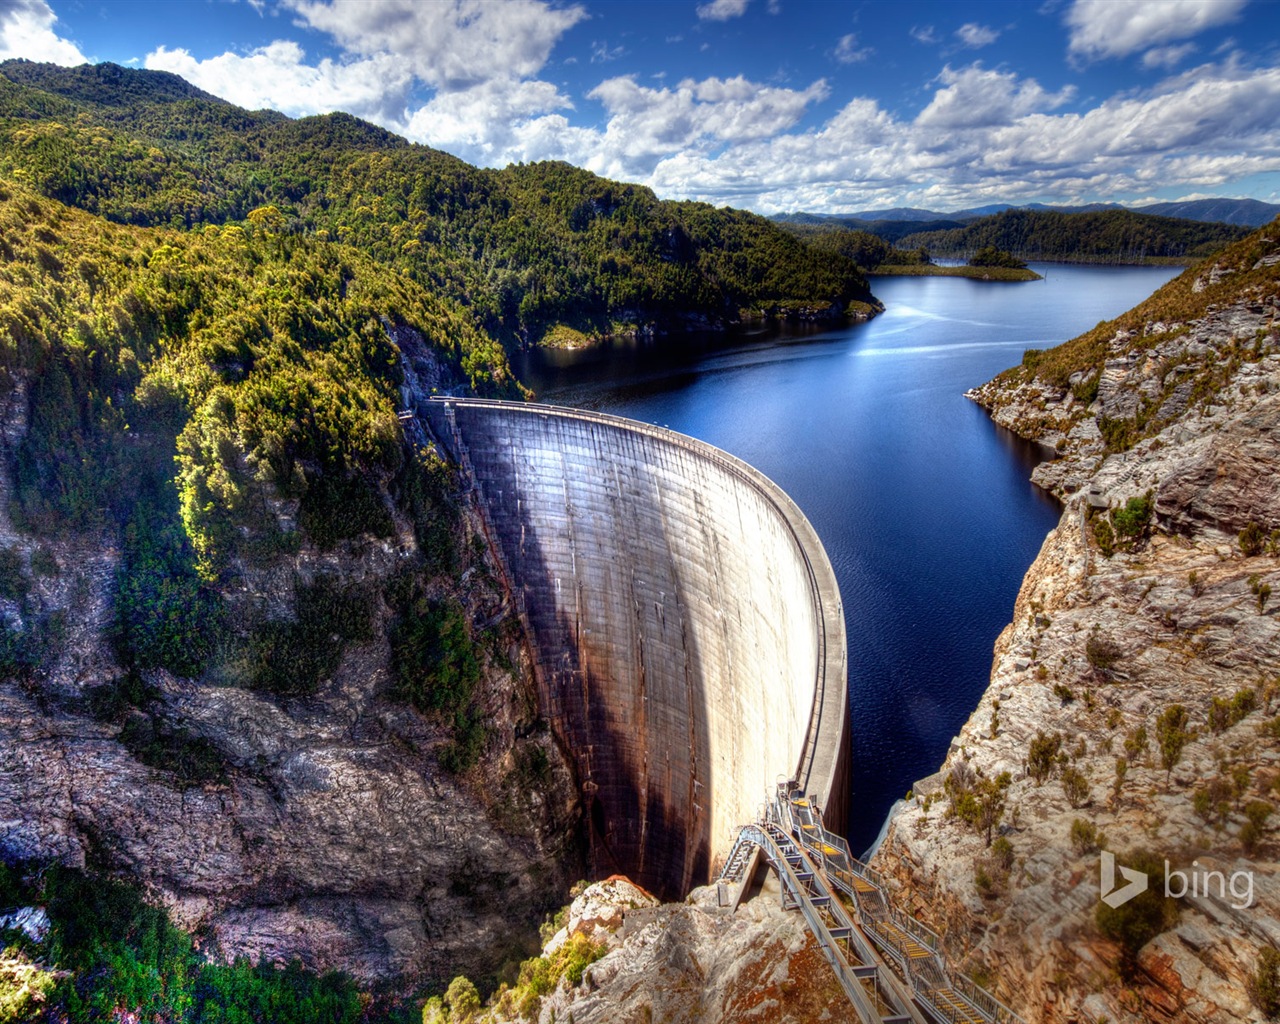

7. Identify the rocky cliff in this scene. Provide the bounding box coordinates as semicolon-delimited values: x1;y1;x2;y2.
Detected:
872;223;1280;1021
0;341;582;990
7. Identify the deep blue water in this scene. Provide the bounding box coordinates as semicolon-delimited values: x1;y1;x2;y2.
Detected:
513;263;1181;853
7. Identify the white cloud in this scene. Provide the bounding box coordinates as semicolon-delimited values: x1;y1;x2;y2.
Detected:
591;40;624;64
568;74;828;179
910;25;940;45
283;0;586;91
1143;43;1197;69
955;23;999;48
916;64;1075;129
833;34;871;64
631;58;1280;213
148;0;589;167
403;77;573;162
1066;0;1247;62
146;41;412;122
0;0;86;65
696;0;750;21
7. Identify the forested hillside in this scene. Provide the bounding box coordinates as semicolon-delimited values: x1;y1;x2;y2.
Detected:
0;60;876;348
895;208;1248;264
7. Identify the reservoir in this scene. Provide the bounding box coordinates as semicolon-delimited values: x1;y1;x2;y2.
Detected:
514;263;1181;853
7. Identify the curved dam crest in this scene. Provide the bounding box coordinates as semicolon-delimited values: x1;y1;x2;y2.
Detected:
426;398;850;898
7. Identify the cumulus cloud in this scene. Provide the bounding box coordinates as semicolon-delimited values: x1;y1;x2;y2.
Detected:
571;74;828;179
955;23;999;48
283;0;585;91
696;0;750;21
637;58;1280;213
916;64;1075;129
147;42;412;122
1066;0;1247;62
0;0;86;65
147;0;588;166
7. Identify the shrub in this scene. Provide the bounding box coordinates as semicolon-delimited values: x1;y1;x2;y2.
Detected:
991;835;1014;871
1194;777;1232;827
1085;631;1122;673
116;495;222;679
1070;818;1103;855
498;933;606;1020
1250;574;1272;614
1241;521;1267;557
1092;516;1116;557
117;713;227;788
397;448;459;575
391;599;480;717
1243;800;1274;855
0;548;28;604
1028;731;1062;784
1209;688;1258;733
1124;725;1148;765
1095;849;1179;965
0;949;55;1024
1112;491;1155;541
1252;946;1280;1018
1113;756;1128;803
1062;767;1091;808
1155;704;1192;783
444;975;481;1023
250;577;373;696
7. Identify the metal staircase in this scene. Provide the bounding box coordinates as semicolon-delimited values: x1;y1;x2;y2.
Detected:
720;782;1025;1024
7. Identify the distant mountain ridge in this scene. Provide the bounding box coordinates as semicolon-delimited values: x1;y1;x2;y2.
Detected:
777;197;1280;229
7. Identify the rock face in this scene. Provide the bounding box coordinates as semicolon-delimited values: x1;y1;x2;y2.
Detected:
0;360;582;987
874;230;1280;1022
487;875;848;1024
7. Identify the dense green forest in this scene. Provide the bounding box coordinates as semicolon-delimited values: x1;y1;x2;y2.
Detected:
893;208;1249;264
0;60;876;347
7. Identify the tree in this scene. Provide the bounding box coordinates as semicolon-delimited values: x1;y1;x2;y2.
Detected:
1095;849;1179;968
1062;767;1090;808
968;245;1027;269
445;976;482;1023
1028;731;1062;784
1155;704;1192;783
975;772;1013;847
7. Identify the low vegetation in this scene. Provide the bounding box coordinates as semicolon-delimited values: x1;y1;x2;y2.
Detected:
0;861;378;1023
895;208;1248;264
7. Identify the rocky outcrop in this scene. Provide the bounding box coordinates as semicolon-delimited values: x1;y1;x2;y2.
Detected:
0;356;583;986
875;228;1280;1022
484;875;847;1024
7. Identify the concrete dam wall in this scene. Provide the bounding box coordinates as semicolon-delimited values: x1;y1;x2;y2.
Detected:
426;398;850;898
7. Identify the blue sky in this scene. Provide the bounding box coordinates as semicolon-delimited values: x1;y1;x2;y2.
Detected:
2;0;1279;213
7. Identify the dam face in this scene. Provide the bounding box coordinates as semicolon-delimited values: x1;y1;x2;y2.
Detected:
426;398;849;898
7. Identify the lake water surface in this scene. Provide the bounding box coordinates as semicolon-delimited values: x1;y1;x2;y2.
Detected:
514;263;1181;853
